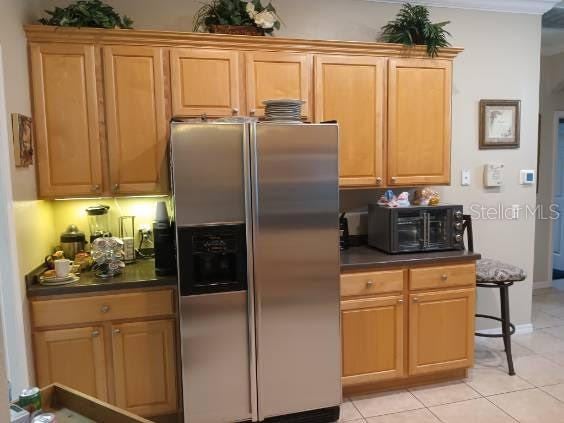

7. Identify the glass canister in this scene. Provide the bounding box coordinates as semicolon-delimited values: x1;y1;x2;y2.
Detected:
86;205;111;243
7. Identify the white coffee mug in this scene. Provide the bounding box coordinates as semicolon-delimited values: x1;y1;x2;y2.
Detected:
54;259;71;278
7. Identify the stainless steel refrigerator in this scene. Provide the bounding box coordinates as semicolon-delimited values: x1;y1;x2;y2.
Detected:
170;120;341;423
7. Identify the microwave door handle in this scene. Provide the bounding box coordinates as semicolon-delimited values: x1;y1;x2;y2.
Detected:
423;212;429;249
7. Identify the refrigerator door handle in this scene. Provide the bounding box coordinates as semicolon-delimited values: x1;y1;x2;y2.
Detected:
244;123;259;422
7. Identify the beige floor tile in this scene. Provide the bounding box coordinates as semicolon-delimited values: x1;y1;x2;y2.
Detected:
489;388;564;423
365;408;441;423
351;390;424;418
541;325;564;340
512;354;564;386
532;310;564;329
540;383;564;402
340;401;363;422
429;398;516;423
475;337;535;369
541;351;564;367
512;331;564;354
409;381;481;407
465;367;533;396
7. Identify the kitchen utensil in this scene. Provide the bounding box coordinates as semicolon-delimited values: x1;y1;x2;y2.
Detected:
54;259;71;278
118;216;136;263
59;224;86;260
85;205;111;243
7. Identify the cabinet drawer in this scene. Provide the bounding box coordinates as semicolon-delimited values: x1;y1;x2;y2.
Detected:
409;264;475;291
32;289;175;328
341;270;404;298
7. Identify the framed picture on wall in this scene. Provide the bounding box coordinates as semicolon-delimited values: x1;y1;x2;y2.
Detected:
479;99;521;149
11;113;33;167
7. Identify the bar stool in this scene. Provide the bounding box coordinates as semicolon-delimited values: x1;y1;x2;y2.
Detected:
462;215;526;376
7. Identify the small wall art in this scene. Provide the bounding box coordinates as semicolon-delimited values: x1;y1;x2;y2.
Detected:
479;99;521;149
11;113;33;167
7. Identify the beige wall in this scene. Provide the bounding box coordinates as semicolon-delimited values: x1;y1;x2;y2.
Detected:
37;0;542;330
535;49;564;285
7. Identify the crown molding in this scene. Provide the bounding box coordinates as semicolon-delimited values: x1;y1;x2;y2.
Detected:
367;0;560;15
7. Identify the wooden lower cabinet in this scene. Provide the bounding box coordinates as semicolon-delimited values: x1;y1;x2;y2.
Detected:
409;287;475;375
34;326;108;401
112;319;177;417
341;263;477;390
341;295;404;386
31;289;179;418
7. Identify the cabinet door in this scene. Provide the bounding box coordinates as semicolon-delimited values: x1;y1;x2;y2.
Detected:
30;43;103;198
409;288;475;375
112;319;177;417
170;48;240;117
245;52;312;118
103;46;169;195
34;327;108;401
388;58;452;186
315;55;386;187
341;295;404;386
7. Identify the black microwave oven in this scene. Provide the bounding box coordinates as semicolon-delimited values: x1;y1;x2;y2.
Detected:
368;204;465;254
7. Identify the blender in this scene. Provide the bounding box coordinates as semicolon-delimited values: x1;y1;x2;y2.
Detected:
86;205;111;243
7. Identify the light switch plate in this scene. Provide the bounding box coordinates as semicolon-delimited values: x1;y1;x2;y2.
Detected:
461;169;471;186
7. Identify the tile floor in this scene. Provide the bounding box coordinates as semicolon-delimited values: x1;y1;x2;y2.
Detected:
340;286;564;423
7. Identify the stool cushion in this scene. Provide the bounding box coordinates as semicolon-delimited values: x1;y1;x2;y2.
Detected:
476;259;526;283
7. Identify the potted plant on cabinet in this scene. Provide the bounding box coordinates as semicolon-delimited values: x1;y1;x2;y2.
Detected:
38;0;133;28
193;0;281;36
380;3;451;57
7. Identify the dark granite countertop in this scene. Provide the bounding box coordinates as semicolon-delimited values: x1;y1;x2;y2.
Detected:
341;245;481;272
26;259;177;297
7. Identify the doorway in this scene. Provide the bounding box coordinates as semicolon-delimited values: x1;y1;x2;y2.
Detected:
553;116;564;281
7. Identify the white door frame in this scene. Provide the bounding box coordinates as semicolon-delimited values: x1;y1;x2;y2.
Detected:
0;44;31;398
548;111;564;278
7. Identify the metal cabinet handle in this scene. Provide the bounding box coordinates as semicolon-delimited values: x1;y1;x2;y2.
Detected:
91;330;100;337
397;299;404;304
113;328;121;334
100;305;110;313
376;177;382;185
413;297;419;302
441;274;448;281
112;184;119;193
390;177;397;183
91;184;100;192
232;108;239;115
250;109;256;116
366;280;374;287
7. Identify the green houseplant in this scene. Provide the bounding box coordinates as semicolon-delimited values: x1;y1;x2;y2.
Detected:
193;0;281;36
39;0;133;29
380;3;451;57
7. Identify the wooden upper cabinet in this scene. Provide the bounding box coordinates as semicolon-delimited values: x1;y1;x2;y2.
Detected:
341;295;404;386
245;52;312;118
170;48;240;117
30;43;103;198
388;58;452;186
34;326;108;401
409;287;475;376
103;46;169;195
112;319;177;417
315;55;386;187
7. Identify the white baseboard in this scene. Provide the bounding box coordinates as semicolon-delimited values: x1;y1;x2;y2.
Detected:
477;323;534;336
534;280;553;289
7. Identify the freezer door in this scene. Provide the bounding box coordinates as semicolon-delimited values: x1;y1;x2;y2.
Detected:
180;291;252;423
251;123;342;420
170;122;246;226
